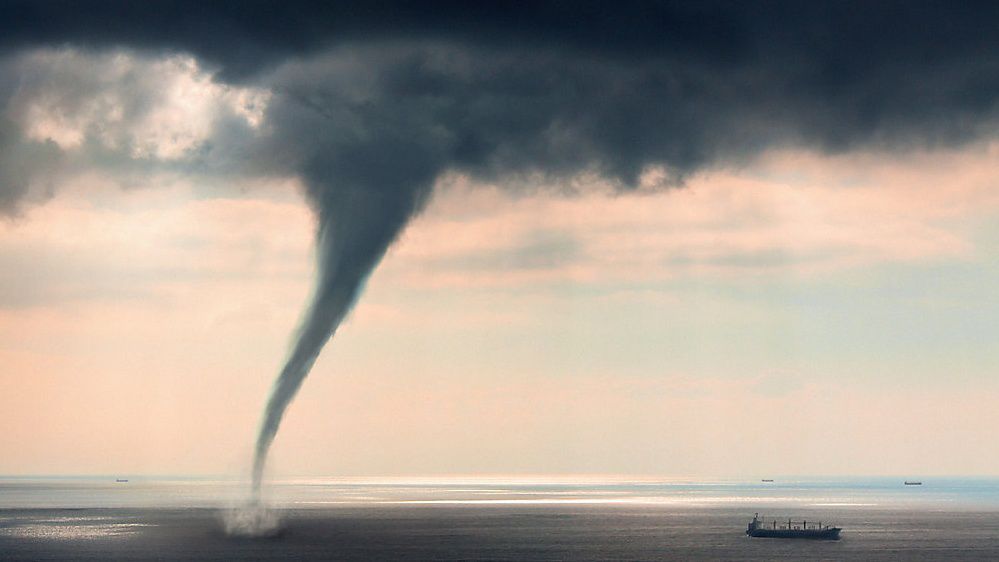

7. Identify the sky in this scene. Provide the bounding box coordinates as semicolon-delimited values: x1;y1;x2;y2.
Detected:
1;2;998;478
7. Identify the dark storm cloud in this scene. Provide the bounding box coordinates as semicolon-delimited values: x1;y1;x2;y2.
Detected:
2;2;996;79
3;1;997;196
235;34;999;194
0;1;750;79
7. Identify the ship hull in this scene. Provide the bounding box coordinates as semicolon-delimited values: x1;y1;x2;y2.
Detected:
748;528;841;540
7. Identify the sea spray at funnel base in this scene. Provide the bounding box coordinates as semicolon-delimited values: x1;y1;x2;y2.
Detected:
251;182;431;498
223;503;282;538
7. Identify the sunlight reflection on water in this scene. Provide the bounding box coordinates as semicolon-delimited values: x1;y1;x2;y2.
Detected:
0;521;155;540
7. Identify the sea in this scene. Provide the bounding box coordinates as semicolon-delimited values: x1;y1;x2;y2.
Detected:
1;476;998;560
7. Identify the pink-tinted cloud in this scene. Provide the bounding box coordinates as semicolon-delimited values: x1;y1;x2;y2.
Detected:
383;143;998;289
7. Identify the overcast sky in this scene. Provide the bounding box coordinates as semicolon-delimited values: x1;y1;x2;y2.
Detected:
1;2;998;477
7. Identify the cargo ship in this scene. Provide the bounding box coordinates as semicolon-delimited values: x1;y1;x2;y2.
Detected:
746;513;841;540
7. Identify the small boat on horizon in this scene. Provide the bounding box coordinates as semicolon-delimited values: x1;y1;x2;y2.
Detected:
115;479;129;483
761;479;774;482
904;481;922;485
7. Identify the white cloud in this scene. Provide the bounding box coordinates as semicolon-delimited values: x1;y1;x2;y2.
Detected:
9;49;270;160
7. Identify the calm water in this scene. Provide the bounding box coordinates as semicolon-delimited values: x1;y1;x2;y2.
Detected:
2;477;998;560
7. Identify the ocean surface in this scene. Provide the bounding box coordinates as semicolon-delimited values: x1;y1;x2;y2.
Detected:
2;476;998;560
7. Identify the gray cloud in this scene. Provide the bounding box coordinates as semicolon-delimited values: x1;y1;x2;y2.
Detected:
0;119;60;213
4;5;999;211
215;38;999;199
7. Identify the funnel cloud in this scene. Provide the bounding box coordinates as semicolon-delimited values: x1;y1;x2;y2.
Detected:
252;180;434;493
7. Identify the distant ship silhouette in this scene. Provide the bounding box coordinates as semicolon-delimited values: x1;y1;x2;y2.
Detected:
746;514;841;540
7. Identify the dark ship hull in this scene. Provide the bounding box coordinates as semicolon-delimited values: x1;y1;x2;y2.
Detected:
747;527;841;540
